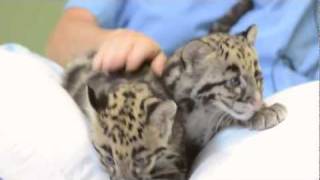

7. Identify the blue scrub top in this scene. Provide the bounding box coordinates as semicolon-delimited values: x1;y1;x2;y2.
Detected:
65;0;319;97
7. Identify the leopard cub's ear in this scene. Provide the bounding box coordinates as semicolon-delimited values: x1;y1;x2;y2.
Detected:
148;100;177;141
87;85;108;112
238;24;258;45
86;72;110;112
182;40;213;63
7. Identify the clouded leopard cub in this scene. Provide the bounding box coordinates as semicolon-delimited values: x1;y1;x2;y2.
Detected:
63;60;187;180
162;25;287;163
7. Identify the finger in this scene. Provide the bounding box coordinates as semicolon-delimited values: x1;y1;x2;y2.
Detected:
126;42;160;72
92;49;103;71
101;50;126;72
97;40;132;72
151;52;167;76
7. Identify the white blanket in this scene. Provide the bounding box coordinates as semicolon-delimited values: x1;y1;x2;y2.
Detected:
0;46;318;180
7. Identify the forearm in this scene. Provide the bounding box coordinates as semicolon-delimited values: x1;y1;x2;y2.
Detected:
46;9;109;66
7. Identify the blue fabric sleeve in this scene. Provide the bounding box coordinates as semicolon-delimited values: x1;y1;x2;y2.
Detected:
64;0;124;28
271;0;319;95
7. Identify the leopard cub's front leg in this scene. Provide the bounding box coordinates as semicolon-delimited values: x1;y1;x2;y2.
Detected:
247;103;287;130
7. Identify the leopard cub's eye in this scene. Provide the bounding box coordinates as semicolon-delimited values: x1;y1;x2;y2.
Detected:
134;158;148;168
227;77;241;87
104;155;115;165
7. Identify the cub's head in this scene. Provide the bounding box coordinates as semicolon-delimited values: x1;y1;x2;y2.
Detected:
164;25;263;120
86;73;186;180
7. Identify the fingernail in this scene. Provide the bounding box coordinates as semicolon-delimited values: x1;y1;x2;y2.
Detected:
92;63;98;71
157;65;164;76
92;58;99;71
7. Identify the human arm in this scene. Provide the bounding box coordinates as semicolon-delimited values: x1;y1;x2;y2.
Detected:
46;8;104;66
46;8;166;75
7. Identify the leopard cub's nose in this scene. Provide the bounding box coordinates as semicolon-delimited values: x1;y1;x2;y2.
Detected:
249;92;262;110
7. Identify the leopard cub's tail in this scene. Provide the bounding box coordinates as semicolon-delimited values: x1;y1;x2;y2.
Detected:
210;0;253;33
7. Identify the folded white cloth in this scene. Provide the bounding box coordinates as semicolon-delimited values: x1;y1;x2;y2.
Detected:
0;47;109;180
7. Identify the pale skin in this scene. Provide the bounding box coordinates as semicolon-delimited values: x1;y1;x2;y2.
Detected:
46;8;166;76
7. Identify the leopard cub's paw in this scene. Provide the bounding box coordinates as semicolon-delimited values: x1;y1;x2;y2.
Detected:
249;103;287;130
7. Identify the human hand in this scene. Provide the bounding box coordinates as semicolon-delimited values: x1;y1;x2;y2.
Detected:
92;29;167;76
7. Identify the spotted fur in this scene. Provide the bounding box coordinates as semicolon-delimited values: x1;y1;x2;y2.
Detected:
63;60;187;180
162;25;287;163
